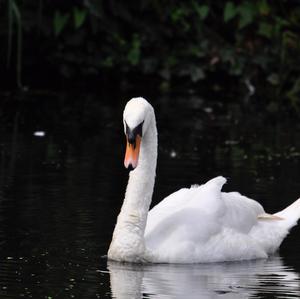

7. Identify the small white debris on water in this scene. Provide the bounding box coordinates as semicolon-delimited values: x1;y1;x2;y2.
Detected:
203;107;213;113
225;140;239;145
170;150;177;158
33;131;46;137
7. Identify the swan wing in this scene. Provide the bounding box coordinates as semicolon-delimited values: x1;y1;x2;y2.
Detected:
145;176;226;236
144;176;268;263
221;191;265;233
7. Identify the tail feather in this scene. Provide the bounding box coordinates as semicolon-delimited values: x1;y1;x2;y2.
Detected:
257;213;284;221
275;198;300;229
251;197;300;255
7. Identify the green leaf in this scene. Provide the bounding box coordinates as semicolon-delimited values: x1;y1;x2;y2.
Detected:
171;8;186;22
127;35;141;66
258;22;273;38
102;56;113;67
273;17;290;36
53;11;70;36
283;30;298;47
73;7;87;29
258;0;270;15
224;2;237;22
238;2;256;29
194;4;210;20
287;77;300;106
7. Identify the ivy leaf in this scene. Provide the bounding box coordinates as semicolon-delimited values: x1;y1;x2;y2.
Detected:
238;2;255;29
224;2;237;22
258;0;270;15
73;7;87;29
258;22;273;38
194;3;210;20
53;11;70;36
283;31;298;49
127;35;141;66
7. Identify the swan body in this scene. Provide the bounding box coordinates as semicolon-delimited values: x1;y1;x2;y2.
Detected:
108;97;300;263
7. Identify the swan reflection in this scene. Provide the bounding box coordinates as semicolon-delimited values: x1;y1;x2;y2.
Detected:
107;256;299;298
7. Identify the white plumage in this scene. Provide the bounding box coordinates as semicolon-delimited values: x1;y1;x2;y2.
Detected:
108;97;300;263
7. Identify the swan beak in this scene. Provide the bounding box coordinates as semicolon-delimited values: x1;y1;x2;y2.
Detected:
124;135;141;170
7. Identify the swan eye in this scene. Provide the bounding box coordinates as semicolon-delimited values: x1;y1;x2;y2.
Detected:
125;121;144;145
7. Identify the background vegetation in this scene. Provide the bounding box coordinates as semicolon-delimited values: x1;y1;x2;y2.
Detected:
1;0;300;111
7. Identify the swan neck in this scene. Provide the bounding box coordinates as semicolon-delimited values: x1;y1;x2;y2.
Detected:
108;112;157;262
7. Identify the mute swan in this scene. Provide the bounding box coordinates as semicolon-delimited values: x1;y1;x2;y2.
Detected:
108;97;300;263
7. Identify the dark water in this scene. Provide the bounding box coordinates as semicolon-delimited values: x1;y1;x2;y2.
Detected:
0;92;300;298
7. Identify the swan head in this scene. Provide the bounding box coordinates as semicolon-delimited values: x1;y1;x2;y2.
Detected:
123;97;154;170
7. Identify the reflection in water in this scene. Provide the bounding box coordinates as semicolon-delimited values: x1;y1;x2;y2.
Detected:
108;257;300;299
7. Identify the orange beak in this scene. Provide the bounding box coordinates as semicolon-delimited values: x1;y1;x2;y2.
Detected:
124;135;141;170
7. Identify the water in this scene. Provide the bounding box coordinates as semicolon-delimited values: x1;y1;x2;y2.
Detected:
108;257;300;298
0;92;300;298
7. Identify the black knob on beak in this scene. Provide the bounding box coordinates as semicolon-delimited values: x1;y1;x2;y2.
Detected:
127;131;136;146
125;121;144;143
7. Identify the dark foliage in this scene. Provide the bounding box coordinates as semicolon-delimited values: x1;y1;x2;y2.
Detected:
1;0;300;110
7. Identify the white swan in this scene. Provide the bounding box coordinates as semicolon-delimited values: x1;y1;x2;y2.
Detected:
108;97;300;263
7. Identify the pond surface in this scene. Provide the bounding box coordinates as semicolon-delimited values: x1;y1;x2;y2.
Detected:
0;92;300;298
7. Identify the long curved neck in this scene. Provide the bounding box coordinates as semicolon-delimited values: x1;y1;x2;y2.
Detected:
108;113;157;262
